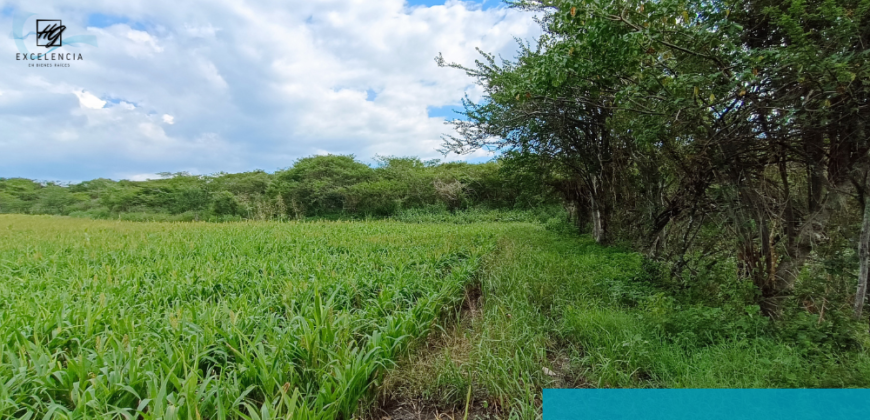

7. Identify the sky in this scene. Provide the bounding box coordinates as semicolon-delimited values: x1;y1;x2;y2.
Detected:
0;0;541;182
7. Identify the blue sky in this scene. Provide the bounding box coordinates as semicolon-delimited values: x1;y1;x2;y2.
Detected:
86;13;147;31
1;0;539;181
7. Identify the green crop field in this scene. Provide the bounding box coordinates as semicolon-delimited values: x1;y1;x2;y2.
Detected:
0;215;512;419
3;215;870;420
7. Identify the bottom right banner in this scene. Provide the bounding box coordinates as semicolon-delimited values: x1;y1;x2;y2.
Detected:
543;389;869;419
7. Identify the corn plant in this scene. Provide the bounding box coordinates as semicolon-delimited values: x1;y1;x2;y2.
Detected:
0;215;507;419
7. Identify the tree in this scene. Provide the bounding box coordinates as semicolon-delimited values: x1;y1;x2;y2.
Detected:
211;191;242;216
272;155;375;216
441;0;870;316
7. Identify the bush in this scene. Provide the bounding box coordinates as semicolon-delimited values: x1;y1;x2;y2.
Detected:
344;180;404;215
393;206;564;224
68;207;111;219
212;191;241;216
544;216;575;234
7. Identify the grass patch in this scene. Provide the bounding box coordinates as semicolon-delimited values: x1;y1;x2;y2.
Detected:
379;225;870;419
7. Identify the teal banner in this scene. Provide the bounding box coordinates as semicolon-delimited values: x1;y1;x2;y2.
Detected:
544;389;869;419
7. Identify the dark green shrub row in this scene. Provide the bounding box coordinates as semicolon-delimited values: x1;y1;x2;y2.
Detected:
1;155;559;220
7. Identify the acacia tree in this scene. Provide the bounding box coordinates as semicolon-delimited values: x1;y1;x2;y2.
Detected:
442;0;870;316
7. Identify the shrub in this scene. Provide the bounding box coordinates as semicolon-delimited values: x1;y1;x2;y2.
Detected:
212;191;242;216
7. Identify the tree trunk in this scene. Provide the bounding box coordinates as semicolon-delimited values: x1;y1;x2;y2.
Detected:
574;199;591;234
805;130;825;214
587;172;610;245
591;195;607;244
591;196;602;243
854;197;870;318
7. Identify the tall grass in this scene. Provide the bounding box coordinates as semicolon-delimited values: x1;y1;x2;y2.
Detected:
391;206;564;225
381;224;870;419
0;215;514;419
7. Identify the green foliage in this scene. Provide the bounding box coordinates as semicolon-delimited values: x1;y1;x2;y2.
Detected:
0;215;511;419
345;180;405;215
544;216;575;234
0;192;27;213
209;170;271;196
3;214;870;419
212;191;242;216
1;155;558;221
393;205;564;224
384;224;870;419
0;178;45;213
443;0;870;318
273;155;375;215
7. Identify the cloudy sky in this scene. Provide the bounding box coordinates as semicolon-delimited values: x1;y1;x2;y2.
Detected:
0;0;540;181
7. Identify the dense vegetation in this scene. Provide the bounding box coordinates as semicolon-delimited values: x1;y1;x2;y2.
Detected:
0;155;556;222
383;226;870;418
0;215;512;419
440;0;870;324
2;216;868;419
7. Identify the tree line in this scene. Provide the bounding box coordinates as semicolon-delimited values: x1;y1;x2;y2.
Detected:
441;0;869;321
0;155;557;221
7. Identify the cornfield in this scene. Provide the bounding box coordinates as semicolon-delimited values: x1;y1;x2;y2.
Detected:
0;215;511;419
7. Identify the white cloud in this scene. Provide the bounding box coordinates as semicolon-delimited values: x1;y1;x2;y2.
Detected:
54;130;80;142
198;61;228;89
129;173;161;181
125;29;164;55
185;23;220;38
0;0;541;180
73;90;107;109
